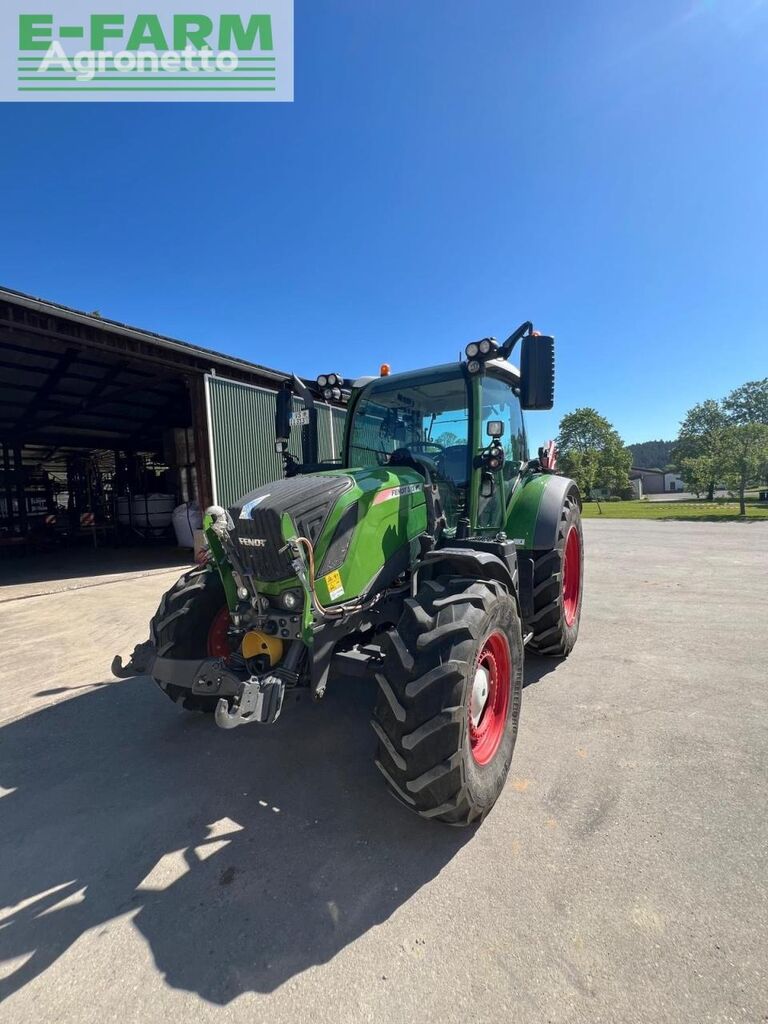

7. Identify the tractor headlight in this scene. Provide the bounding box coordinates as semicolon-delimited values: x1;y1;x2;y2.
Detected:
467;359;481;374
323;387;333;400
465;342;479;359
479;339;493;355
317;374;328;388
281;590;301;610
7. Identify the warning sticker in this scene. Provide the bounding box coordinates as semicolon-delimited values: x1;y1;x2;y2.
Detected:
324;570;344;601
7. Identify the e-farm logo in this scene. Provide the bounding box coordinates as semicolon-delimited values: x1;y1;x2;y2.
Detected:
3;1;293;101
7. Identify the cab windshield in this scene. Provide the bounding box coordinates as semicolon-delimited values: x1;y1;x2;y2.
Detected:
347;369;470;527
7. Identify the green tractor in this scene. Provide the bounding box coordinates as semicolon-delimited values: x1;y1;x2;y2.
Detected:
114;322;583;825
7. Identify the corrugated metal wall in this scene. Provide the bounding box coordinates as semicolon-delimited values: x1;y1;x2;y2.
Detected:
206;376;346;508
330;407;346;455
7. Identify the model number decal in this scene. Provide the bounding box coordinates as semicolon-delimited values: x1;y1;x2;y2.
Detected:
372;484;423;506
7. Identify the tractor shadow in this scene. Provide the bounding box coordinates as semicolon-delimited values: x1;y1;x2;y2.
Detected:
0;674;470;1005
522;652;561;689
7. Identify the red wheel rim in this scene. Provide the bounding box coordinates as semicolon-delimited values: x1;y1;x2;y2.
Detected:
207;606;231;657
469;631;511;766
562;526;581;627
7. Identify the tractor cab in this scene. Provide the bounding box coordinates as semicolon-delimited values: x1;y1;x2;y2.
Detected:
343;361;527;534
276;323;554;544
339;324;554;537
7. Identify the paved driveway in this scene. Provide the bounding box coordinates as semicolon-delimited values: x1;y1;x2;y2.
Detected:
1;521;766;1023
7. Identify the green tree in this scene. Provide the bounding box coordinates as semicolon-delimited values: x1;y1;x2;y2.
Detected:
433;430;462;447
673;399;729;499
627;439;675;470
722;378;768;426
676;453;719;499
556;407;632;509
718;423;768;515
558;448;601;508
723;379;768;487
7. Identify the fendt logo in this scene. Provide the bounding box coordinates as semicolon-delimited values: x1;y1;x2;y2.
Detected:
2;1;293;102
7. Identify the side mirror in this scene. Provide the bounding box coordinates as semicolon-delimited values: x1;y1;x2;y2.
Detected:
486;419;504;439
275;387;293;440
520;335;555;410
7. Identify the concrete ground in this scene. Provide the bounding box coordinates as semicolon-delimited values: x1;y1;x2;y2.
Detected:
0;546;193;604
0;521;766;1023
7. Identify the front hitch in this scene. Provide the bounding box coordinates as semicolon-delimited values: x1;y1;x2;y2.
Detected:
215;675;285;729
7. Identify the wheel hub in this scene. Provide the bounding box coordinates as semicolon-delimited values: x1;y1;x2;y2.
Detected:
470;665;490;727
468;631;512;766
207;606;232;658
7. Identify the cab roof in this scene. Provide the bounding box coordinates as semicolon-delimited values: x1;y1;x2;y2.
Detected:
352;358;520;392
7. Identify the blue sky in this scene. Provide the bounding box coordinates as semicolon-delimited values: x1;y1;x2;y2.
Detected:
1;0;766;445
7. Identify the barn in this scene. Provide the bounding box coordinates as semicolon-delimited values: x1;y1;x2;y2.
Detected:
0;286;345;558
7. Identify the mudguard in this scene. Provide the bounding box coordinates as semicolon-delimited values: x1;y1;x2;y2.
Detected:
506;473;581;551
418;547;517;593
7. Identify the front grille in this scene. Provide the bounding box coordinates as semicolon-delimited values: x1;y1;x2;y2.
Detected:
229;473;355;583
234;508;293;581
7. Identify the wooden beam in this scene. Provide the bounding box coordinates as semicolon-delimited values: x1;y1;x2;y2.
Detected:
2;442;14;530
189;375;213;509
13;444;27;535
13;348;79;432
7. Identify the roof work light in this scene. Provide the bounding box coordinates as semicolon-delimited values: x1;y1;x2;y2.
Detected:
317;373;344;399
316;372;344;401
465;337;499;373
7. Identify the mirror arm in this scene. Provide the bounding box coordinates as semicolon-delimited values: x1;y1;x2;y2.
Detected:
292;374;315;410
497;321;534;361
291;374;319;466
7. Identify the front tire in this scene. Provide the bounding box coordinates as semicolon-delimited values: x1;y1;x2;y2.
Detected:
150;566;230;712
372;577;523;825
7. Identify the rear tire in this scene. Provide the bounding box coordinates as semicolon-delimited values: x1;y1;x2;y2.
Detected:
372;576;523;825
527;491;583;657
150;566;230;712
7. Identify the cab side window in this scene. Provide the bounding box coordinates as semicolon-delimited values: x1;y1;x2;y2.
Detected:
481;375;527;482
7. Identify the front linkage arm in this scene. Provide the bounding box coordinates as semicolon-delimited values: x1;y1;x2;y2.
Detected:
111;640;156;679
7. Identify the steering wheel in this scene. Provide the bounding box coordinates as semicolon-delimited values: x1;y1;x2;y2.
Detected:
406;440;445;456
388;447;439;474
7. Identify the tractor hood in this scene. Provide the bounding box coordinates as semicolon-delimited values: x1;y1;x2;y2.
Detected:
228;467;428;600
230;473;356;582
